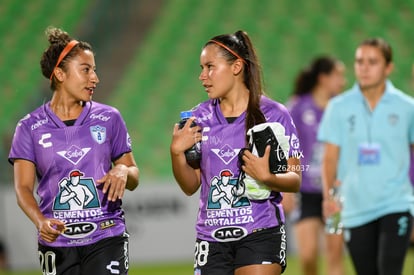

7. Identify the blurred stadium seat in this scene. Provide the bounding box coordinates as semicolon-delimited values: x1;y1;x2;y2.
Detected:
0;0;91;181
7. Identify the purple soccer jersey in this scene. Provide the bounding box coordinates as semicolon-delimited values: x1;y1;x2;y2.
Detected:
191;96;300;242
288;94;324;193
9;101;132;247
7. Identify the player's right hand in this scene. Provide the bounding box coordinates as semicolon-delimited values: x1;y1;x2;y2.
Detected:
322;198;341;221
38;218;66;243
170;118;202;155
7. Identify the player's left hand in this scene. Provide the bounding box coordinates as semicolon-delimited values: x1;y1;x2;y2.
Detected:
97;164;128;201
241;145;272;183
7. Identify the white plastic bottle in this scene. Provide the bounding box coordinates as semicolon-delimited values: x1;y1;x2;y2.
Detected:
325;186;343;234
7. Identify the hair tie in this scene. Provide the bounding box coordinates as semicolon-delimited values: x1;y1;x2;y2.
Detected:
50;40;79;81
209;40;247;64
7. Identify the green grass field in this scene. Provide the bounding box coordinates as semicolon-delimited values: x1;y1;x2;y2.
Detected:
1;249;413;275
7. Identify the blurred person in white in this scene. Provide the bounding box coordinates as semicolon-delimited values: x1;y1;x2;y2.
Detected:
318;37;414;275
283;55;346;275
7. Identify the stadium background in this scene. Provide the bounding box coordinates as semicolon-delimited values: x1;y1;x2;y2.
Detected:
0;0;413;274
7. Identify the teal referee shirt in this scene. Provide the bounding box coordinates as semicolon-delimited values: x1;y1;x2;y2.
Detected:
318;80;414;228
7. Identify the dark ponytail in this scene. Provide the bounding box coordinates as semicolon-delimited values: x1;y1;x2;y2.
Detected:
205;30;266;144
293;56;338;96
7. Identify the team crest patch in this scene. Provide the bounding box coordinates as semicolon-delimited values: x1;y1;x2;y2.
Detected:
90;125;106;144
388;113;399;126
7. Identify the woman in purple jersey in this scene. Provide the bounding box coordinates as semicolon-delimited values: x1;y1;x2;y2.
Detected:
283;56;346;275
8;27;139;275
170;30;301;275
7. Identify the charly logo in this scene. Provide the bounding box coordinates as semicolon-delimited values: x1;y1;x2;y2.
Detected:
106;261;120;274
39;133;52;148
57;145;91;165
90;125;106;144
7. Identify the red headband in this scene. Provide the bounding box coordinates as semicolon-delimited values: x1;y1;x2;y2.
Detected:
209;40;247;64
50;40;79;81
